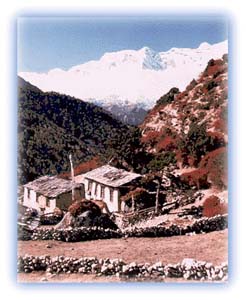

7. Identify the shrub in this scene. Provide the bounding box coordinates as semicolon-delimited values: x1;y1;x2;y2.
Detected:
186;79;197;91
141;130;161;146
68;200;101;217
223;54;228;63
59;156;102;179
121;188;148;202
205;80;218;91
175;150;188;167
199;147;227;190
204;59;224;77
147;152;177;172
184;121;211;166
180;168;209;190
156;87;180;107
207;131;226;148
156;136;176;152
214;118;227;133
203;195;228;217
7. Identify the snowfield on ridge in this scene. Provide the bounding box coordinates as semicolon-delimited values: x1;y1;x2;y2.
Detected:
19;40;228;109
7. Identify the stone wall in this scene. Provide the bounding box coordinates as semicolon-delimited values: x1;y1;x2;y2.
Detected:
18;214;228;242
17;255;228;281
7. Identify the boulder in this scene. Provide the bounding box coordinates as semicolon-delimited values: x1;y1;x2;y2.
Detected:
54;212;76;229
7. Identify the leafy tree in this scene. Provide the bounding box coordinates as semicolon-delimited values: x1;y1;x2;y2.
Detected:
156;87;180;107
177;121;225;167
147;152;176;213
147;152;176;172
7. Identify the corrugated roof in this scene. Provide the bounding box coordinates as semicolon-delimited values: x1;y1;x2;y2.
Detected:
24;175;82;198
83;165;141;187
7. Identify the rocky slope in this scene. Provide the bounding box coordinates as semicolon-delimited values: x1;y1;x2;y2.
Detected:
140;54;228;190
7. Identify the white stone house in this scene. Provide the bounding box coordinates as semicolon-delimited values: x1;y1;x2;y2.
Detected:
76;165;141;213
23;175;84;214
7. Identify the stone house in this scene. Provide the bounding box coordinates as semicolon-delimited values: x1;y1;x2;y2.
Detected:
75;165;142;212
23;175;84;214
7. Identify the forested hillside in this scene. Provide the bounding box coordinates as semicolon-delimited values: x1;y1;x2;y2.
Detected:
18;77;143;184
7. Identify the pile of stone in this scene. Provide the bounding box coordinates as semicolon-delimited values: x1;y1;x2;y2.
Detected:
166;190;203;207
178;205;203;218
18;214;227;242
18;207;40;231
40;214;63;226
17;224;33;240
17;255;228;281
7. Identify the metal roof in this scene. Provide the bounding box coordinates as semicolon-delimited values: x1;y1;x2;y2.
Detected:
83;165;141;188
24;175;82;198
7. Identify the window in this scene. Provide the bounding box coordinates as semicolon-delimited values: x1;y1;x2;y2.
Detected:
27;188;30;198
46;198;50;207
110;189;114;202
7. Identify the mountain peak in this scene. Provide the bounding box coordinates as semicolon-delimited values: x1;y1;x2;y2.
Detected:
139;46;155;53
138;47;164;71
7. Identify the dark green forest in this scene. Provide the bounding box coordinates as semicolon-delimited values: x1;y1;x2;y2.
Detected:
18;77;145;184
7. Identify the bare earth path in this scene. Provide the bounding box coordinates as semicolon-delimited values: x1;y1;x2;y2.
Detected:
18;229;227;264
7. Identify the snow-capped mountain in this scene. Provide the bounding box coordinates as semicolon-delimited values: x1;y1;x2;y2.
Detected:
19;40;228;110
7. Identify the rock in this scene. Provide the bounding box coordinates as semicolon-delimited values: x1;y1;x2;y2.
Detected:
222;275;228;282
205;262;213;269
101;265;108;273
54;212;76;229
129;262;137;268
122;265;129;273
182;258;197;270
183;272;191;280
40;277;48;282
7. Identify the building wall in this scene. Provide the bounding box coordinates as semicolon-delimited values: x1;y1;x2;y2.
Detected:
56;193;73;211
23;187;54;214
47;198;56;213
84;178;120;212
23;187;39;211
23;187;83;214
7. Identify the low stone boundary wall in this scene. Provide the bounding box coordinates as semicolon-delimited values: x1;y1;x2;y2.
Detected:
18;214;228;242
123;214;228;238
17;255;228;281
40;214;63;226
31;227;121;242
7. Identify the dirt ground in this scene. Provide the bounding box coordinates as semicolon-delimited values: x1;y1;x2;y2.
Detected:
17;229;228;283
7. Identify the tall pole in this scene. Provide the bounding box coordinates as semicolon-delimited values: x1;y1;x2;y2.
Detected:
69;154;75;202
132;194;135;212
155;170;164;215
